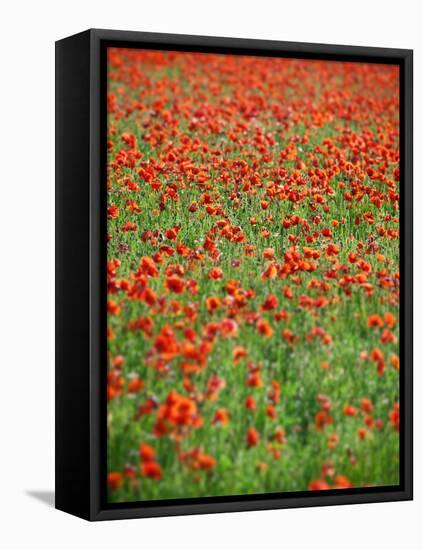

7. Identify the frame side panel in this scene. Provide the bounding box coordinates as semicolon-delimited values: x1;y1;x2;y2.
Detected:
55;31;91;520
402;50;413;499
89;30;105;520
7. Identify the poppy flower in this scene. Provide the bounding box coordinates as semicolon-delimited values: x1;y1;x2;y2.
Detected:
206;296;221;313
165;276;185;294
360;398;373;414
140;256;159;277
198;453;216;471
107;205;120;219
256;319;273;337
327;433;339;449
266;405;277;420
108;472;123;490
391;354;400;370
389;403;400;431
165;226;181;240
213;408;229;426
334;475;352;489
141;461;162;480
208;267;223;280
384;312;396;328
247;427;260;448
308;480;330;491
343;404;357;417
261;263;277;281
107;300;121;316
368;314;383;328
233;345;247;364
127;377;144;393
315;410;333;430
261;294;278;311
139;443;155;462
370;348;384;362
245;396;256;410
220;318;239;338
357;427;368;440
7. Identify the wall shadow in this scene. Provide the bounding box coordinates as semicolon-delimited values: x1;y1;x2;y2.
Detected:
26;490;55;508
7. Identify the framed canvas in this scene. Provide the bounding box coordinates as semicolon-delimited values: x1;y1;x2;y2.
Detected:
55;29;413;521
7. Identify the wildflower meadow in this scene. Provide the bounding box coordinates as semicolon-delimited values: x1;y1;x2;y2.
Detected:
106;49;400;502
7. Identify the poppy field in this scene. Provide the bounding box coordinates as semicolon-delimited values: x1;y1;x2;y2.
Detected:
106;48;400;502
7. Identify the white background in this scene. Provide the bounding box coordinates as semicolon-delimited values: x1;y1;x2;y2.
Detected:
0;1;420;548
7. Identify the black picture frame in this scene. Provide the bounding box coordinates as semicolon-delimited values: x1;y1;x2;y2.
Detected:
55;28;413;521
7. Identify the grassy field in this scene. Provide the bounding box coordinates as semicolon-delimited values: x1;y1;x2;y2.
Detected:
106;48;400;502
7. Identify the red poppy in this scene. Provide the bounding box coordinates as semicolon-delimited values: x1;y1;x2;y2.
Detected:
247;427;260;448
108;472;123;491
141;461;162;480
139;443;155;462
308;480;330;491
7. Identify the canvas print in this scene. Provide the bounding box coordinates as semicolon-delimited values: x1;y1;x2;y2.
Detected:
106;48;400;503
